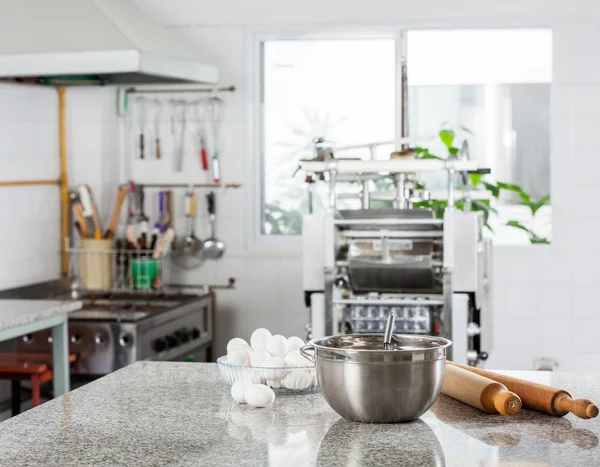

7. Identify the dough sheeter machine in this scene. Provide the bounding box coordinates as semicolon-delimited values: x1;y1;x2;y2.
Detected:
300;152;493;366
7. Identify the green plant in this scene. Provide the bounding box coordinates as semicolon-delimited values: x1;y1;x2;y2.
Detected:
414;129;497;231
264;202;303;235
496;182;551;244
414;128;551;244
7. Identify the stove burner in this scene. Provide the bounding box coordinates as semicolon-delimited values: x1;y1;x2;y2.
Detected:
77;291;201;319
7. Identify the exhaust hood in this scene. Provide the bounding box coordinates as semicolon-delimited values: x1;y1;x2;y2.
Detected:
0;0;218;85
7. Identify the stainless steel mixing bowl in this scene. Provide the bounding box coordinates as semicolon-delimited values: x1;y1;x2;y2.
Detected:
300;334;451;423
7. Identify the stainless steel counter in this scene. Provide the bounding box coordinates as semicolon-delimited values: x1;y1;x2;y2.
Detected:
0;362;598;466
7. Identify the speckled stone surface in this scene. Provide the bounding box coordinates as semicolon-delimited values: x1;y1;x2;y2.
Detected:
0;299;81;331
0;363;599;466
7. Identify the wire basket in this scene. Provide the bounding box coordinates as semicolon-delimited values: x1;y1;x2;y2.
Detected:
217;356;319;396
67;239;170;293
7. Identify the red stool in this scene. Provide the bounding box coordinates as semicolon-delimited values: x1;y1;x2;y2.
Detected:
0;352;78;416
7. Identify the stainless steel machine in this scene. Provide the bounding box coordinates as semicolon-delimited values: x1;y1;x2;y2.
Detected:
300;157;492;366
15;291;212;375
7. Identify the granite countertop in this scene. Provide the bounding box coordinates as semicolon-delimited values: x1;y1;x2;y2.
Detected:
0;363;599;466
0;299;82;332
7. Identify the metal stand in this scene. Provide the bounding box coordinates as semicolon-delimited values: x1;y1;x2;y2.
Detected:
52;319;70;396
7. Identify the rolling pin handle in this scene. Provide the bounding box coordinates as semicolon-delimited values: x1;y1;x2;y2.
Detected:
555;394;599;419
494;390;522;416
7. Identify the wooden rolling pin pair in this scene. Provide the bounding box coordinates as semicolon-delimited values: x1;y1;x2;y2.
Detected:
442;361;599;419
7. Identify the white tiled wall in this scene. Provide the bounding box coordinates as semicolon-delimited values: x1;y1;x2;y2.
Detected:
3;1;600;370
0;83;61;288
0;84;121;289
126;1;600;366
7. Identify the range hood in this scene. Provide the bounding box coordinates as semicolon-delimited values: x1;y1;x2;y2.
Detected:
0;0;218;85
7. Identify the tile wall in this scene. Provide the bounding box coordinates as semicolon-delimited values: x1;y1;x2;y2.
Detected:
130;0;600;367
2;1;600;370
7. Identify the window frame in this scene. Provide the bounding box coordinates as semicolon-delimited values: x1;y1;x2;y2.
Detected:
247;27;405;252
246;23;555;252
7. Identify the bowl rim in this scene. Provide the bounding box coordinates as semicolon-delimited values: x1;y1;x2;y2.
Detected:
216;355;315;370
307;333;452;353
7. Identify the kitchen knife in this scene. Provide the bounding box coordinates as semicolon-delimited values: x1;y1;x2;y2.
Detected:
448;361;599;419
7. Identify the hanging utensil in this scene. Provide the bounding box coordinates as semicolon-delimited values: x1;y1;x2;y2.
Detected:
127;181;137;222
202;191;225;259
192;100;209;171
206;95;223;183
155;191;169;233
165;190;175;248
137;97;146;159
154;99;162;160
171;186;204;269
150;191;168;251
172;101;187;172
136;184;149;249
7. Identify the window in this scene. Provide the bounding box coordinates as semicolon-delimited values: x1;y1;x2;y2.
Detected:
262;39;396;234
259;29;552;243
407;29;552;243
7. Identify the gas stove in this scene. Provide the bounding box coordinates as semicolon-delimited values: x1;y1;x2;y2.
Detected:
72;292;202;322
17;291;212;375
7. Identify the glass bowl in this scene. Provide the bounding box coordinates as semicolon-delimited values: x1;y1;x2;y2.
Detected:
216;356;319;395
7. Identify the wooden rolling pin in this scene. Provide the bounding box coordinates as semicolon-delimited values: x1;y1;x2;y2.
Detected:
448;361;599;420
443;363;522;415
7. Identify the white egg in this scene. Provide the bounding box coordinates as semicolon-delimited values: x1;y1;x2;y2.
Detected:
249;349;271;367
241;370;264;385
245;384;276;408
231;379;254;404
266;379;282;389
227;347;250;366
250;328;272;351
262;356;287;380
282;371;312;390
287;336;305;352
285;349;312;367
266;334;288;357
227;337;249;353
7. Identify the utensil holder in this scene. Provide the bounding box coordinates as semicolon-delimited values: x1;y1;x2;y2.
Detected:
80;238;113;290
131;258;162;290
